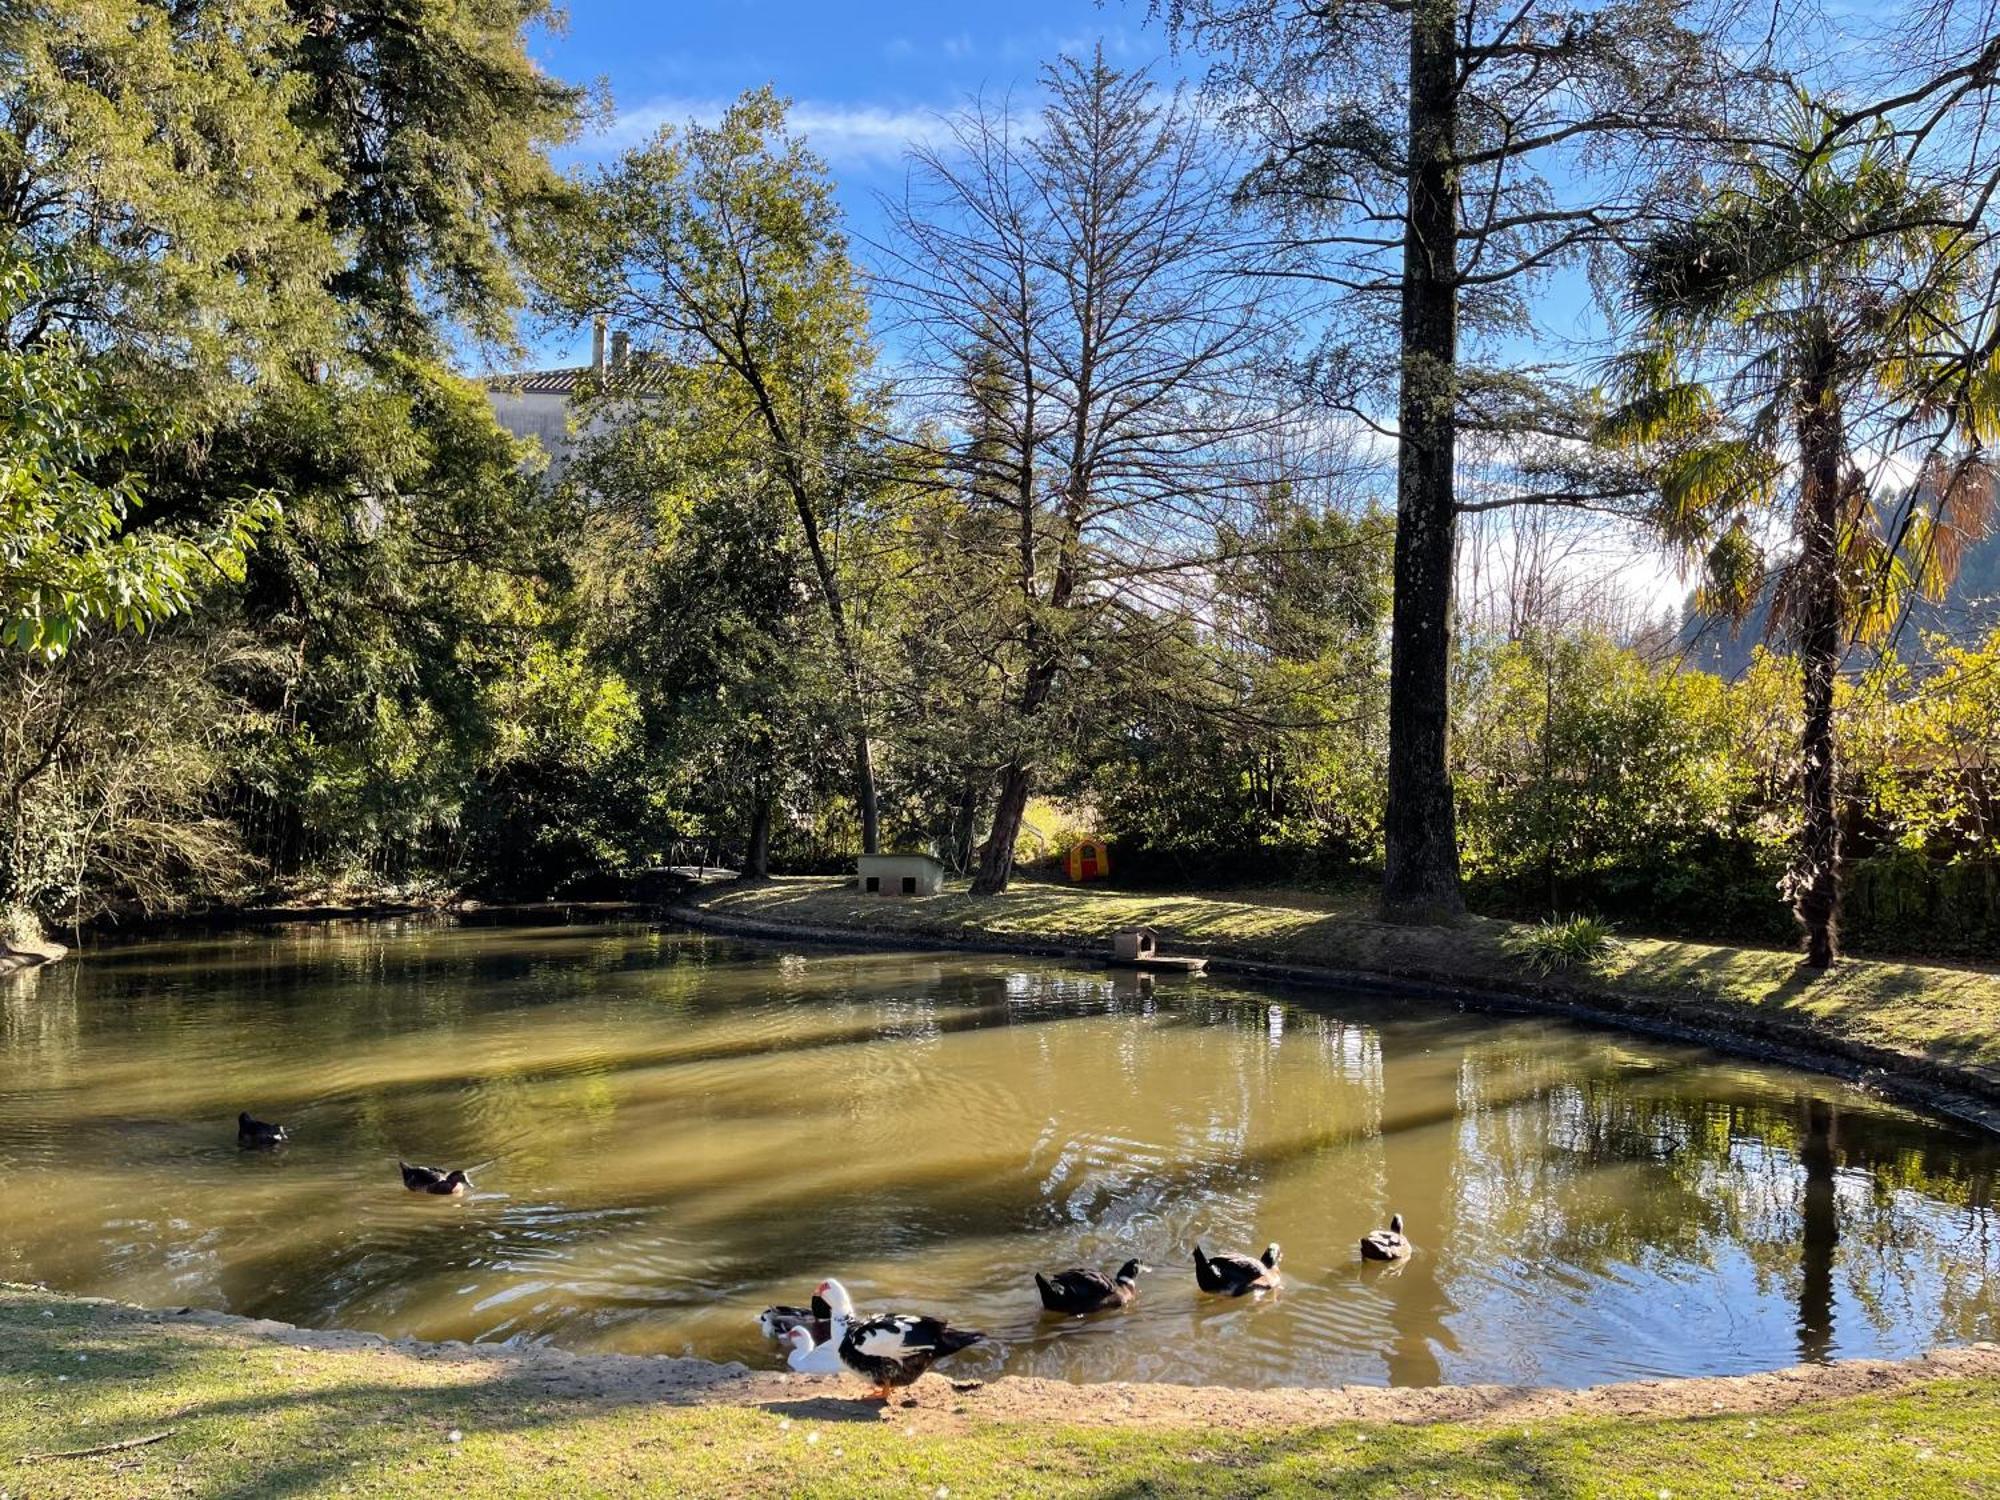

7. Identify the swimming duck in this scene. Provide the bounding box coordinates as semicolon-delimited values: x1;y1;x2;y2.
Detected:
761;1278;855;1343
1034;1259;1152;1314
399;1161;472;1196
237;1112;288;1148
780;1325;846;1374
1193;1242;1281;1295
835;1299;986;1403
1360;1213;1412;1262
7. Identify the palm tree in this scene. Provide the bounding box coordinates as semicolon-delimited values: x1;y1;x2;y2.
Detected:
1601;97;1996;967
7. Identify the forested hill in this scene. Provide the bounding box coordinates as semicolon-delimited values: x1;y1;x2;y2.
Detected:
1679;531;2000;679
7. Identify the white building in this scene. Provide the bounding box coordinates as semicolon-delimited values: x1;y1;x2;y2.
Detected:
484;323;658;480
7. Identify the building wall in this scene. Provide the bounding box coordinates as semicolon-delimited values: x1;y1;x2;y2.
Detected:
856;855;944;896
486;390;577;477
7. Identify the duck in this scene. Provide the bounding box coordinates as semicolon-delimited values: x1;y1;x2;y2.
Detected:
237;1112;288;1148
1360;1213;1412;1262
835;1303;986;1403
780;1324;846;1374
1034;1259;1152;1314
759;1291;836;1342
1193;1241;1282;1295
399;1161;472;1196
760;1277;855;1344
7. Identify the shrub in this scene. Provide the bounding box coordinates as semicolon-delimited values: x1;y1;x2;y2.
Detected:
1506;913;1619;975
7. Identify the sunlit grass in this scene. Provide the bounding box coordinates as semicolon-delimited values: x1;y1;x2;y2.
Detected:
697;877;2000;1080
5;1284;2000;1497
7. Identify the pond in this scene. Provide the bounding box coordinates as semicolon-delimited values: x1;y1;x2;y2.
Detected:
2;920;1997;1389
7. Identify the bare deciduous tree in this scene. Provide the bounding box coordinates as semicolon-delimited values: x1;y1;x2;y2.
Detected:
877;50;1290;892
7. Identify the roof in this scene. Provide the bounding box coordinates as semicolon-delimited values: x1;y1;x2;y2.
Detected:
484;358;674;397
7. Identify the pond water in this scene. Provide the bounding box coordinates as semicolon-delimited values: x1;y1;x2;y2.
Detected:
2;920;1997;1389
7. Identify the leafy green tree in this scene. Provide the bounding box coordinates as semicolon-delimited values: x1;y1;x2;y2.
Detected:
1454;632;1770;930
1602;99;1997;965
287;0;592;352
541;88;887;854
1089;492;1393;878
0;254;272;657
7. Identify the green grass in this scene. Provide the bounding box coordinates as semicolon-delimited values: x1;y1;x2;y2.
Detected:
3;1287;1999;1497
692;877;2000;1092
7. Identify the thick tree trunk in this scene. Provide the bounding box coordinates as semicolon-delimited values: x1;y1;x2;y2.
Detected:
972;759;1034;894
745;794;772;880
1381;0;1466;925
852;731;880;856
1793;358;1845;968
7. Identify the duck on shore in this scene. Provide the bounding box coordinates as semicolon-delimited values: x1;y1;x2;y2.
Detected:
780;1324;845;1374
1035;1259;1151;1314
237;1112;287;1148
1360;1214;1412;1262
399;1161;472;1196
835;1300;985;1403
1193;1242;1281;1296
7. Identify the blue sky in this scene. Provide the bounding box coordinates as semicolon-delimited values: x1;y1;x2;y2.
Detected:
522;1;1182;366
520;1;1820;617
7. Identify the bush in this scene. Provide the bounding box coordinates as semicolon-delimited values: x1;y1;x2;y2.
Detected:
1505;914;1619;975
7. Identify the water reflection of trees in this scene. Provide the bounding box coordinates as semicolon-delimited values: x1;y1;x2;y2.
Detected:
1443;1037;2000;1361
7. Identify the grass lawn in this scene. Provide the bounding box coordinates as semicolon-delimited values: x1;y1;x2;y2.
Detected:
5;1286;2000;1498
690;878;2000;1098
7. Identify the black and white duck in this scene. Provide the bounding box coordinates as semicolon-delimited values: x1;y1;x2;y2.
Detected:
399;1161;472;1196
836;1304;986;1403
1034;1259;1152;1314
1193;1241;1281;1295
759;1277;852;1343
1360;1213;1412;1262
237;1112;288;1148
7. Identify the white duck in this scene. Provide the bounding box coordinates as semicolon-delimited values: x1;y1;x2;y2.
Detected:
773;1278;856;1372
781;1324;845;1373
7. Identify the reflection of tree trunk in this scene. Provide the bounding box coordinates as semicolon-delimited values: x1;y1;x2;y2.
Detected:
1797;1098;1839;1362
1373;1024;1461;1386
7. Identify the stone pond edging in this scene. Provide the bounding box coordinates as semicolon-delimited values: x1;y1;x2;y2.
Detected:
669;900;2000;1139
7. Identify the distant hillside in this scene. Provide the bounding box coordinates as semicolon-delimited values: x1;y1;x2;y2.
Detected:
1677;529;2000;677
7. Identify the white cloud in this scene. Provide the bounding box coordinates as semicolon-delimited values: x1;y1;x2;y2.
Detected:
597;95;942;167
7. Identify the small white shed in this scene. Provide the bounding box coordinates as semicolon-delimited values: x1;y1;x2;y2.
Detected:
856;853;945;897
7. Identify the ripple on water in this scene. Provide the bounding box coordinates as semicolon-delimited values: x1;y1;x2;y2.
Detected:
4;921;2000;1387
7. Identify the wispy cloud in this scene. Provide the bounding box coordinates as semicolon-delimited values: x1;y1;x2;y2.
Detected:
597;94;944;167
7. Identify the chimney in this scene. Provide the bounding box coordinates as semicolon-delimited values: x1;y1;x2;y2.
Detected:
591;317;607;373
610;329;630;375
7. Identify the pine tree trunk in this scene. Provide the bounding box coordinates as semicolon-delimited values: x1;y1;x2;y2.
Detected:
1793;357;1845;968
1381;0;1466;925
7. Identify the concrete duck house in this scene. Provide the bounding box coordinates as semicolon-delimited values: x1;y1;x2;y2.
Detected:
855;853;945;896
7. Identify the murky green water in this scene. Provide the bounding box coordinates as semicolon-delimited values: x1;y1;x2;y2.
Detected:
2;920;1996;1388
